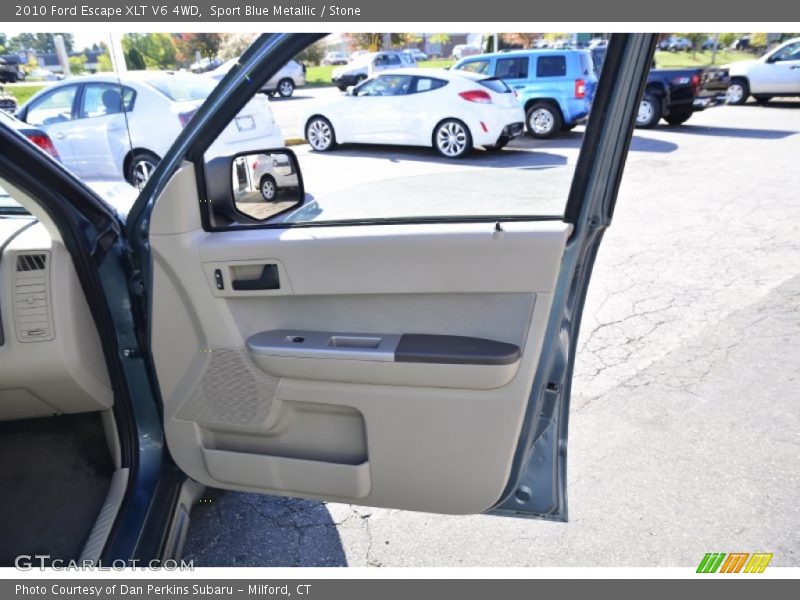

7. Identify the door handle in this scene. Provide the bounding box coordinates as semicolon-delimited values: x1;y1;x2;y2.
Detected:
55;132;66;139
231;264;280;291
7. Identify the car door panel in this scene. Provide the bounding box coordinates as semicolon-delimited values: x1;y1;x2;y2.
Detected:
133;33;657;521
149;165;570;512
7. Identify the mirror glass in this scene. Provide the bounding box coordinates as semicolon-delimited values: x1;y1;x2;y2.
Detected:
230;152;302;221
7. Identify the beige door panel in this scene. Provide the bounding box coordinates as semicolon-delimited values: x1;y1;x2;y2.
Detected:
150;164;571;513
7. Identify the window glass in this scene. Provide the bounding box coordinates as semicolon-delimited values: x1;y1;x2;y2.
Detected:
457;60;490;75
200;33;592;229
411;77;448;93
537;55;567;77
80;84;136;118
26;86;78;127
771;42;800;62
496;57;529;79
356;75;412;97
146;75;215;101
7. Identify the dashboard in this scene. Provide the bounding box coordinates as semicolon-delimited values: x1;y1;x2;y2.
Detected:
0;216;113;421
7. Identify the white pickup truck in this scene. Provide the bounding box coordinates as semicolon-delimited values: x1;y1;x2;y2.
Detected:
725;37;800;104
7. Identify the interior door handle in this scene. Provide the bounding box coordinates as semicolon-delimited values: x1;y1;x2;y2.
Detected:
231;264;280;291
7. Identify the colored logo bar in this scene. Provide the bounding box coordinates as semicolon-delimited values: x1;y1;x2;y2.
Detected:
697;553;773;573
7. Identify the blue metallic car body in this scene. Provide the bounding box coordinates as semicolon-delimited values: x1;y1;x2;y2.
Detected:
453;49;598;129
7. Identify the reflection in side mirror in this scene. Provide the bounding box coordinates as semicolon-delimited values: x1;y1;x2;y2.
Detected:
231;152;302;220
204;149;304;224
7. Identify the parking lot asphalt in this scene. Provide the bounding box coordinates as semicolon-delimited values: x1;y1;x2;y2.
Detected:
183;97;800;567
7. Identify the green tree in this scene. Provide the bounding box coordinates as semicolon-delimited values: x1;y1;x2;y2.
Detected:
96;52;113;72
122;33;177;70
0;33;7;54
342;33;414;51
718;33;741;48
750;33;768;51
296;40;326;66
68;54;86;74
676;33;709;58
125;47;146;70
7;33;74;53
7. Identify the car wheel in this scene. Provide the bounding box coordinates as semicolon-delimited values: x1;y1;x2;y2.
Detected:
526;102;563;139
337;85;348;91
306;116;336;152
753;95;772;104
726;78;749;105
259;174;278;201
663;108;692;126
434;119;473;158
277;78;295;98
635;93;661;128
127;151;160;187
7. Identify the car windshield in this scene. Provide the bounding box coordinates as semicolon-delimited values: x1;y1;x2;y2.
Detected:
146;75;216;101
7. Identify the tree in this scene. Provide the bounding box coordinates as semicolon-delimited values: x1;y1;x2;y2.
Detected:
173;33;222;65
500;33;541;49
68;55;86;74
126;47;146;71
718;32;741;48
0;33;7;54
218;33;257;59
96;52;113;72
122;33;177;69
296;40;326;66
676;33;708;58
342;33;414;51
7;33;74;54
750;33;768;51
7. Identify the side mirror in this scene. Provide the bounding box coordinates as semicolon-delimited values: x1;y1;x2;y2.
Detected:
205;148;304;223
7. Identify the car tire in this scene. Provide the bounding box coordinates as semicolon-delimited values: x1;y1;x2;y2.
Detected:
306;116;336;152
726;78;750;105
337;85;348;91
635;93;662;129
259;174;278;201
663;108;692;126
526;102;563;139
126;151;160;187
277;78;295;98
433;119;473;158
753;95;772;104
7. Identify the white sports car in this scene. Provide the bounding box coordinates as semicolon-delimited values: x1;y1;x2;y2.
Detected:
300;68;525;158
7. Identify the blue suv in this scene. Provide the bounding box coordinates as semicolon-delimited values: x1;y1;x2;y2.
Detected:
453;49;598;139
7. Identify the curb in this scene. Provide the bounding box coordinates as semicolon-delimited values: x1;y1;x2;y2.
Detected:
284;137;307;147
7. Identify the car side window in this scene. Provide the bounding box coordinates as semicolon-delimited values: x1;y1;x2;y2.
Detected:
458;60;490;75
79;84;136;119
537;56;568;77
357;75;412;97
25;86;78;127
771;42;800;62
410;77;448;94
496;57;529;79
